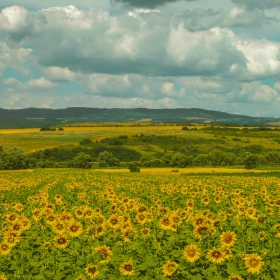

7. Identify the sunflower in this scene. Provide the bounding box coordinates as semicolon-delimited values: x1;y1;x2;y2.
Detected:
0;243;11;255
43;242;51;250
94;245;113;264
95;225;105;237
67;221;83;238
5;213;18;223
258;232;266;241
136;213;147;225
207;248;225;264
140;228;150;238
53;222;65;234
229;275;243;280
46;214;57;225
21;218;31;231
120;261;134;276
162;261;178;277
53;235;69;249
192;214;205;227
183;244;201;263
107;214;123;229
3;235;20;247
246;207;257;219
85;226;96;239
201;197;210;205
0;275;7;280
218;211;227;221
138;205;148;213
220;231;237;247
222;247;232;259
74;209;84;219
193;224;211;240
85;265;99;279
122;227;137;242
159;216;173;230
244;254;264;274
11;221;24;234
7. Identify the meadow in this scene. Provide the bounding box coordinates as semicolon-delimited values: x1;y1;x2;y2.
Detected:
1;169;280;279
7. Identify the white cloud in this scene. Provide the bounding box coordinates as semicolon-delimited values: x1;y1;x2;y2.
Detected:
234;39;280;77
43;67;78;82
0;42;34;76
2;77;58;90
0;5;28;31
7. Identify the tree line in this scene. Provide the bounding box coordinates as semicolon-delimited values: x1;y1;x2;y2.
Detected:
1;145;280;171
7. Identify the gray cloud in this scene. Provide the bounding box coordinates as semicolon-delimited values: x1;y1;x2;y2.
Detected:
231;0;280;10
3;7;247;79
182;8;278;31
111;0;196;9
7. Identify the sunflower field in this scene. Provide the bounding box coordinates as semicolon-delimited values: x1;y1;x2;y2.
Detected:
1;170;280;280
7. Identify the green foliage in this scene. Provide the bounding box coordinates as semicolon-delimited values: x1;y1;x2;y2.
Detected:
58;127;64;131
73;152;93;169
79;138;93;146
194;154;209;166
98;151;120;167
40;126;56;131
169;153;194;167
140;156;165;167
0;147;29;170
244;153;258;169
128;162;140;172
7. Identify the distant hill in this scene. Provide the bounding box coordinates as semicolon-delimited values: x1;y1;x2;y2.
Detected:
0;107;278;128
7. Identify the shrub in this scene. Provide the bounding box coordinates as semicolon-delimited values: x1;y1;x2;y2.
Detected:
128;162;140;172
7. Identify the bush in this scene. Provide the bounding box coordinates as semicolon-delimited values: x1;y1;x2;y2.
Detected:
128;162;140;172
98;151;120;167
79;139;93;146
244;154;258;169
73;152;93;169
40;127;56;131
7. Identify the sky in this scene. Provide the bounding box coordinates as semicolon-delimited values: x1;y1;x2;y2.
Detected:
0;0;280;117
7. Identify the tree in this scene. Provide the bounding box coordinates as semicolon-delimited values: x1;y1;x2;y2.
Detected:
98;151;120;167
40;126;56;131
244;154;258;169
1;148;28;170
80;138;93;146
140;156;164;167
194;154;209;166
128;162;140;172
73;152;93;169
170;154;193;168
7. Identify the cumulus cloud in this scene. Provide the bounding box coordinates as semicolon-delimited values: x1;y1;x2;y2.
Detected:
4;6;250;79
0;42;34;76
182;7;278;31
0;5;28;31
2;77;58;90
231;0;280;10
43;67;79;82
233;39;280;78
229;81;279;104
0;4;280;116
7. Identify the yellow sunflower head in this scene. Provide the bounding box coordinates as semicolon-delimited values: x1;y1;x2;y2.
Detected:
119;261;134;276
207;248;225;264
244;254;264;274
162;261;178;277
183;244;201;263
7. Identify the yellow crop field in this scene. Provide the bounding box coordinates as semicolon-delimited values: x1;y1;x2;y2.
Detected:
1;169;280;279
